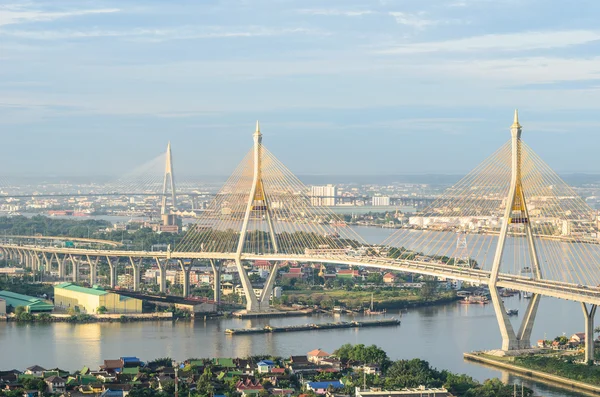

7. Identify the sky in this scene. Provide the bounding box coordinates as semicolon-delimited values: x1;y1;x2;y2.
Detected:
1;0;600;178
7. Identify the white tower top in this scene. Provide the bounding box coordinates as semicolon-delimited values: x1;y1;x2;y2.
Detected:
511;109;521;129
255;120;261;136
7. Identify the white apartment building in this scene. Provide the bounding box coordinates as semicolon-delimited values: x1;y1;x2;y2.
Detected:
310;185;337;206
372;196;390;206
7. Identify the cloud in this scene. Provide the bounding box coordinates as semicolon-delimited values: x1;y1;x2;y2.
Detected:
388;12;438;29
0;26;321;41
296;9;374;17
0;4;119;26
379;30;600;54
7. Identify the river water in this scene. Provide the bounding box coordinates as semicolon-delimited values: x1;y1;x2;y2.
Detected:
1;222;592;396
0;296;587;396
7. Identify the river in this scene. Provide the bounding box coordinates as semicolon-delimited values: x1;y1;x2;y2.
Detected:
1;221;592;396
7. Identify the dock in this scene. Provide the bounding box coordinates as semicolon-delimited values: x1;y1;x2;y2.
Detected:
225;318;400;335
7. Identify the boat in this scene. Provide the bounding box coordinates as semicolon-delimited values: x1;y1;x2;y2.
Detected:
460;295;489;305
365;292;386;315
506;309;519;316
523;291;532;299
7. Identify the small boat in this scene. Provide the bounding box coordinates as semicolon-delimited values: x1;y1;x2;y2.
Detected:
506;309;519;316
365;293;386;315
523;291;532;299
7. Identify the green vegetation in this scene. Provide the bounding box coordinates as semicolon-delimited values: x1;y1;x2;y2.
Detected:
334;344;391;371
512;354;600;385
0;215;111;239
0;277;53;298
280;287;457;310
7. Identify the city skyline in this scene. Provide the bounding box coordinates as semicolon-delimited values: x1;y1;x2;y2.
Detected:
1;1;600;176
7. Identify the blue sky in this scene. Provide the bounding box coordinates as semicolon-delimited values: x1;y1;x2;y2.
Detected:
1;0;600;177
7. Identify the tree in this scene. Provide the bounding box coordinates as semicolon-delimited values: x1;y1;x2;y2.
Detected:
367;273;383;285
419;280;437;301
97;306;108;314
14;306;26;317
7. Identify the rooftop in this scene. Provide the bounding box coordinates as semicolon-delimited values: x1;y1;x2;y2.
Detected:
0;291;54;311
55;283;108;296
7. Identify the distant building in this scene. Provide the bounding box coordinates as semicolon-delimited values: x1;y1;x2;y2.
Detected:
310;185;337;206
383;273;397;284
0;267;26;275
45;376;66;394
307;349;331;364
372;196;391;206
305;380;343;395
54;283;142;314
0;291;54;313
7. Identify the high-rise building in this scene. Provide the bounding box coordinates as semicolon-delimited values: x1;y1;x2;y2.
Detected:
310;185;337;206
372;196;390;206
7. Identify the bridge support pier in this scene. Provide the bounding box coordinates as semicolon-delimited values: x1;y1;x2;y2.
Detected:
129;257;143;291
210;260;221;306
71;255;80;283
258;262;279;310
42;252;50;274
235;258;260;312
155;258;167;293
582;303;597;364
56;253;67;279
88;256;99;286
178;260;191;297
106;256;117;288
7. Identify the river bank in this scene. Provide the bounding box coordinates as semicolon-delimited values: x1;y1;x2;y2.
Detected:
5;312;173;323
464;352;600;396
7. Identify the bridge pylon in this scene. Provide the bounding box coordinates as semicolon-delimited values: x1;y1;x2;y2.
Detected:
489;110;542;351
235;121;279;313
161;141;177;216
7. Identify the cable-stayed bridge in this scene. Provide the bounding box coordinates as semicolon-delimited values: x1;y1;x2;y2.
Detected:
1;113;600;360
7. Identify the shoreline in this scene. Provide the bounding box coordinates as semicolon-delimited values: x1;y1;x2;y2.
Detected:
6;312;174;323
464;352;600;396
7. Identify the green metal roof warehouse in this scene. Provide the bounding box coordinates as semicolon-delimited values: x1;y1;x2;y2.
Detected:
0;291;54;312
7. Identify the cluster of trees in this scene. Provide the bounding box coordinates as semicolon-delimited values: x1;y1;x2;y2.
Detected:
330;344;533;397
12;306;52;323
0;215;111;239
334;344;392;371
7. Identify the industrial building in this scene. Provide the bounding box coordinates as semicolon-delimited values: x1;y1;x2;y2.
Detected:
0;291;54;313
54;283;142;314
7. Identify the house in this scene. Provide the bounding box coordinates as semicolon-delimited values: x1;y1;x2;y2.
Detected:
307;349;331;364
537;340;546;348
255;260;273;271
305;380;344;395
383;273;397;284
353;364;381;376
281;267;305;280
234;359;255;375
286;356;318;375
120;357;142;368
100;360;123;374
44;376;66;393
24;366;46;377
570;332;586;345
22;391;39;397
256;360;275;374
236;379;263;396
